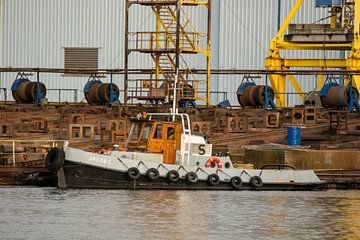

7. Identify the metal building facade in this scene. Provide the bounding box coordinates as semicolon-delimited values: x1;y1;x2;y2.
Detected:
0;0;341;105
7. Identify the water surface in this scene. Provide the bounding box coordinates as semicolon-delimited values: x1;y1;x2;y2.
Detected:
0;188;359;240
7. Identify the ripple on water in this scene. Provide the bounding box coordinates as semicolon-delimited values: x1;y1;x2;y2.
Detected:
0;188;359;240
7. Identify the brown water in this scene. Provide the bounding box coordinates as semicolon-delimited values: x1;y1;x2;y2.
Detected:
0;187;359;240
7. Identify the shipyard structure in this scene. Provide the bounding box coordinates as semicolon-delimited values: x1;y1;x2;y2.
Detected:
0;0;359;188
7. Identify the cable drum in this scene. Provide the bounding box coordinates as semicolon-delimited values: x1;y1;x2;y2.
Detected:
12;82;47;103
12;82;28;103
321;86;358;108
237;85;274;107
26;82;47;102
84;81;120;105
257;86;275;106
85;83;102;104
98;83;120;103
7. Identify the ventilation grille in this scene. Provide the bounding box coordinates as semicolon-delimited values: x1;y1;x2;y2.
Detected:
64;47;98;69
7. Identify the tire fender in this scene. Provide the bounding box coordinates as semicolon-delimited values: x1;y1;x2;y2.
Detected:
249;176;263;189
45;147;65;172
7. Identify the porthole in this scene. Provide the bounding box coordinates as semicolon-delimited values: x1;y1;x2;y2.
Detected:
75;170;83;178
224;162;231;169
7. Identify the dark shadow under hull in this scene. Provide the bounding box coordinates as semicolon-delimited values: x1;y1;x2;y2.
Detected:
59;162;324;191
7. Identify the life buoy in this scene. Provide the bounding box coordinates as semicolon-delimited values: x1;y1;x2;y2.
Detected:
45;147;65;172
98;149;111;155
205;157;222;169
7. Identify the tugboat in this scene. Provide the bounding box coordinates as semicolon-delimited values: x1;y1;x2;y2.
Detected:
45;112;325;190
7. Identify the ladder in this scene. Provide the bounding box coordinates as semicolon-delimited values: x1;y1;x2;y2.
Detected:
180;114;192;165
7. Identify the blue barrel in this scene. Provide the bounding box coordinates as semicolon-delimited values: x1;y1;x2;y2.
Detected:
287;127;301;146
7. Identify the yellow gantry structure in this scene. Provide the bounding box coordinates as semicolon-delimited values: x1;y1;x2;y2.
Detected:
124;0;211;106
265;0;360;107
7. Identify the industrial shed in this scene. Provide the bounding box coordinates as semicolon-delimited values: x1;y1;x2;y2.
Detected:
0;0;341;105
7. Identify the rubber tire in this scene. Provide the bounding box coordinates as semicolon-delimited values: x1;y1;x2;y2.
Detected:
207;174;220;186
128;167;141;180
249;176;263;189
167;170;180;183
185;172;198;184
45;147;65;172
230;176;243;189
146;168;159;181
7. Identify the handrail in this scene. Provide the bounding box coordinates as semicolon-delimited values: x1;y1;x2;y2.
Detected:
260;164;297;170
0;139;64;167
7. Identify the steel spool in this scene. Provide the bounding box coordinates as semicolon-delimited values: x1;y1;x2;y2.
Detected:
257;86;275;106
26;82;47;102
237;85;274;107
12;82;28;103
321;85;358;108
98;83;120;103
84;81;120;105
85;83;102;104
12;81;47;103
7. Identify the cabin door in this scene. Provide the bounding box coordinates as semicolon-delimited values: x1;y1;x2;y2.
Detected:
163;125;177;164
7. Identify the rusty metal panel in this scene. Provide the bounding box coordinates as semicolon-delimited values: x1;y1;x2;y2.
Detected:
285;150;360;170
226;116;248;133
282;108;305;125
304;106;317;125
246;148;360;170
0;121;14;137
264;112;280;128
191;121;211;136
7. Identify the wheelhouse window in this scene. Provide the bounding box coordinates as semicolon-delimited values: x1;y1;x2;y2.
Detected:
129;122;143;142
153;124;163;139
167;127;175;140
141;124;153;141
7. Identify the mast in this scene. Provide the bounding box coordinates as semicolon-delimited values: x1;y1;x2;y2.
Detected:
172;0;181;114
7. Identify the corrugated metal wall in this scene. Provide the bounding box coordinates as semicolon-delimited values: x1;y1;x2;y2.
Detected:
213;0;341;106
0;0;342;105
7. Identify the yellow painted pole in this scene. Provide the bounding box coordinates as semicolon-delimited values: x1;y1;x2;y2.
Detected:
287;74;305;102
277;74;286;107
347;0;360;95
266;0;304;107
354;0;360;36
206;0;211;106
155;7;161;88
268;74;286;107
276;0;304;38
12;140;15;167
330;7;337;29
318;67;325;91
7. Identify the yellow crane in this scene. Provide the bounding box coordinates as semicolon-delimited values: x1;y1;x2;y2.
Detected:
265;0;359;107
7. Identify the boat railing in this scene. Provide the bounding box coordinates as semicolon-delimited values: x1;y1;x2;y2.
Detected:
147;113;192;165
0;139;64;167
